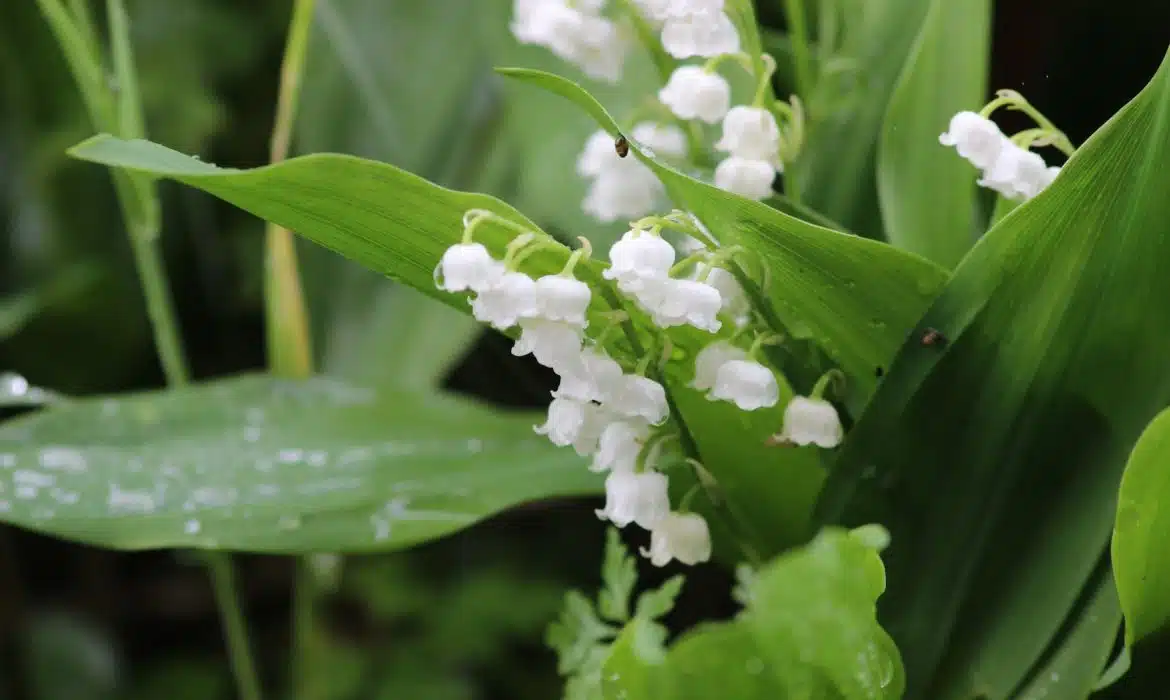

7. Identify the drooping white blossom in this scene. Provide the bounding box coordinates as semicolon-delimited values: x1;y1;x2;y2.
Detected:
470;271;538;329
939;111;1007;171
691;340;748;392
435;243;505;293
714;156;776;200
534;274;591;327
658;2;740;59
604;230;676;287
596;469;671;529
709;359;779;410
591;420;651;473
643;278;723;332
534;396;591;447
977;144;1051;201
642;512;712;566
578;124;684;222
704;267;750;321
511;0;628;83
554;347;626;403
609;374;670;424
776;395;843;448
716;106;781;162
511;318;584;371
658;65;731;124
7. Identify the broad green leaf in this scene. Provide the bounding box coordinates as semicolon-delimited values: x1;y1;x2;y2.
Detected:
876;0;991;267
497;67;950;403
795;0;932;235
1010;572;1122;700
818;48;1170;698
0;374;597;551
1112;406;1170;645
65;134;826;555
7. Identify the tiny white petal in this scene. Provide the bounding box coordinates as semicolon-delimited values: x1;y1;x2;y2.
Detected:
471;271;538;329
660;10;740;59
535;274;592;327
604;230;676;286
714;157;776;200
436;243;505;293
554;347;626;403
641;512;712;566
659;66;732;124
978;144;1050;201
648;279;722;332
777;395;843;448
608;374;670;424
533;396;589;447
716;106;781;161
939;111;1008;171
591;420;651;472
595;470;671;529
709;359;779;410
572;402;618;456
582;170;662;222
691;340;748;392
511;318;584;371
704;267;750;319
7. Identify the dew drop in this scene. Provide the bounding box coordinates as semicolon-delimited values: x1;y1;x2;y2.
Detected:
185;519;202;535
0;373;29;397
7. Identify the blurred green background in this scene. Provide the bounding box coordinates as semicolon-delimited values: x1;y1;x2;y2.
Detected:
0;1;1167;698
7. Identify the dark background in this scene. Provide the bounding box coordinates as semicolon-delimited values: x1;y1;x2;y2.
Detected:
1;1;1168;698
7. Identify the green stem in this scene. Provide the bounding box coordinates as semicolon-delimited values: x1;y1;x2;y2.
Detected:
292;560;320;700
208;555;264;700
40;3;263;698
783;0;813;97
265;0;317;378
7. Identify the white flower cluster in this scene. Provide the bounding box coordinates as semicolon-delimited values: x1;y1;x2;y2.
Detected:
940;111;1061;201
511;0;628;83
437;211;846;566
578;123;687;223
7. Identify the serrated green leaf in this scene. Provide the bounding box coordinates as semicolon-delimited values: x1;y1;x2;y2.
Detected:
548;591;615;676
496;66;949;405
818;48;1170;698
599;528;637;623
0;374;598;551
634;575;684;622
1113;407;1170;646
877;0;991;266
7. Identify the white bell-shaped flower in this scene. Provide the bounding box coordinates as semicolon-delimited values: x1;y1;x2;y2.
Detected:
709;359;779;410
554;347;626;403
535;274;591;327
604;231;676;286
631;122;688;159
641;512;712;566
714;156;776;200
609;374;670;424
658;66;731;124
661;10;740;59
583;172;663;223
591;420;650;473
704;267;750;321
595;469;671;529
534;396;590;447
511;318;584;371
978;145;1049;201
939;111;1008;171
716;106;781;162
649;278;722;332
436;243;505;293
511;1;627;83
634;0;672;22
691;340;748;391
570;402;617;456
578;129;624;178
470;271;538;329
777;395;843;448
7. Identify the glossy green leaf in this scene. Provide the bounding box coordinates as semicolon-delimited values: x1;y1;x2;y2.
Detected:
877;0;991;267
0;374;597;552
1011;572;1121;700
1112;406;1170;645
497;67;950;403
818;48;1170;698
794;0;932;235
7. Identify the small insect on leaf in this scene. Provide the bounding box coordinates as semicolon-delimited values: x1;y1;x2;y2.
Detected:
614;135;630;158
920;327;947;347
